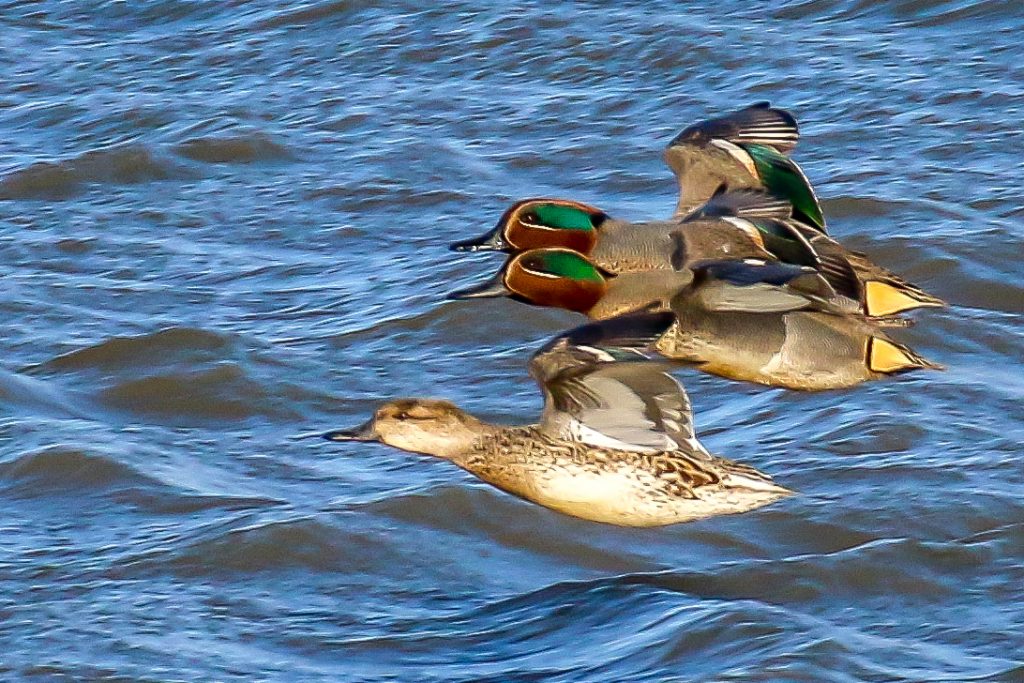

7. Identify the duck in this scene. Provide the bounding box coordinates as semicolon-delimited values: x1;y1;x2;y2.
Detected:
778;218;946;317
449;246;699;319
450;189;944;318
322;312;791;527
448;249;941;391
662;102;826;230
449;191;791;273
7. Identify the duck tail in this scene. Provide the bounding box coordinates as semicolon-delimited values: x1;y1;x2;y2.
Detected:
862;277;947;317
839;249;946;317
867;336;944;375
715;457;793;495
868;315;915;329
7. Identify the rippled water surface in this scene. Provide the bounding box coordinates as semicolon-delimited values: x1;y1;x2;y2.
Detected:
2;1;1023;681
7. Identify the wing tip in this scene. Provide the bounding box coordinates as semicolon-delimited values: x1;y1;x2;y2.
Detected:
667;103;800;151
550;311;677;358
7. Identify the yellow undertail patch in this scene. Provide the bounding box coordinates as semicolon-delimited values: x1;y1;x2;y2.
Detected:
868;337;923;374
864;280;938;317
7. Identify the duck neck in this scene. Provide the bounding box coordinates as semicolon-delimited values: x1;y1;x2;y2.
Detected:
386;412;502;463
431;420;506;464
449;425;550;500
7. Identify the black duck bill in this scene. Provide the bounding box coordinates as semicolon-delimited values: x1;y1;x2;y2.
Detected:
449;224;510;252
450;199;603;253
448;249;608;315
323;418;378;442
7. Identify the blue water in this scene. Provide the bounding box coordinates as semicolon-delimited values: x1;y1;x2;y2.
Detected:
1;1;1022;680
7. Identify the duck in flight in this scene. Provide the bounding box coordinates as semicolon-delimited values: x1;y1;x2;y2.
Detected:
323;313;790;526
449;251;941;391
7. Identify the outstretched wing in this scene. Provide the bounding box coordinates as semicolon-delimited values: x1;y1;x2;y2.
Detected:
742;143;826;232
668;102;800;153
685;259;852;315
681;187;794;222
530;313;706;455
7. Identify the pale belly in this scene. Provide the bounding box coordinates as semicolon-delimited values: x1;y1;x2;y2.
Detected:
520;463;787;527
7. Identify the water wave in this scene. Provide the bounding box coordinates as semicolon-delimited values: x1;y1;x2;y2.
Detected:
773;0;1021;25
0;144;189;200
332;568;1018;682
173;133;294;165
255;0;363;30
0;447;159;496
0;446;280;516
0;366;92;418
98;363;288;421
42;327;232;373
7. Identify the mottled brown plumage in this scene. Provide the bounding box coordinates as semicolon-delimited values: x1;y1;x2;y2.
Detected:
323;315;790;527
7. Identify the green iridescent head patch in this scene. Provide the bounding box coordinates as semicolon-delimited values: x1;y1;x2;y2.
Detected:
528;204;596;231
521;250;603;282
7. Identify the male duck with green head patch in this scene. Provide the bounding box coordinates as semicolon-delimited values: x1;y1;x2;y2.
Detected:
450;250;942;391
451;190;944;319
663;102;826;231
448;246;694;319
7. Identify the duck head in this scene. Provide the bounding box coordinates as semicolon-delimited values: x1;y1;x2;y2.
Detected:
447;248;609;315
449;199;606;253
323;398;485;460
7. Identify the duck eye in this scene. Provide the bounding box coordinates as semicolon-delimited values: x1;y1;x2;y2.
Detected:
395;411;410;420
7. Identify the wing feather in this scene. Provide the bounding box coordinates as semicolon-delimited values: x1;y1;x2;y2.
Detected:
668;103;800;153
530;314;706;454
